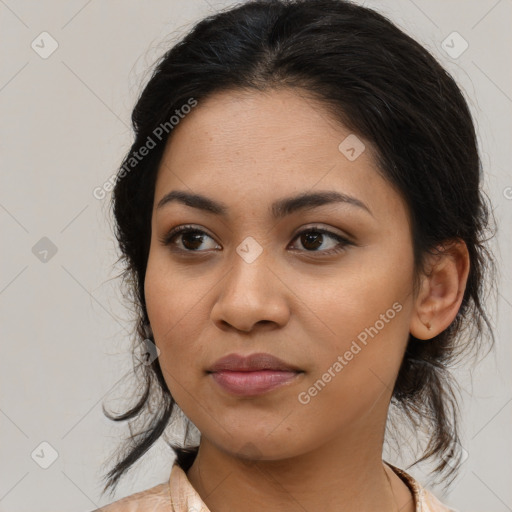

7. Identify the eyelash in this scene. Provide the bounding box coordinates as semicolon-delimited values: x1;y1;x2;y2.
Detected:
158;224;353;256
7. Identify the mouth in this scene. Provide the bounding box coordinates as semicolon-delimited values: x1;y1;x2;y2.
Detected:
207;352;304;396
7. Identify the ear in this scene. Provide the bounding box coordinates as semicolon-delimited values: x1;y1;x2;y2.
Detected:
410;239;470;340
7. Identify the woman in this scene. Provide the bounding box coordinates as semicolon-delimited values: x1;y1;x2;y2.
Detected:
94;0;496;510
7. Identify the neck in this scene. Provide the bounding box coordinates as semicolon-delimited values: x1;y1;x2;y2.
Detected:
185;422;415;512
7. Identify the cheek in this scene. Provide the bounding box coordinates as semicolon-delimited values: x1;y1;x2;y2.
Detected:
144;248;207;332
293;251;412;347
292;293;411;436
144;254;209;381
290;245;414;396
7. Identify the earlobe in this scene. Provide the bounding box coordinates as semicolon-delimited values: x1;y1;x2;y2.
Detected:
410;274;436;340
409;240;470;341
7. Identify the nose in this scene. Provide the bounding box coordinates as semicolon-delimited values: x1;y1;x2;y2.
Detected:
210;250;291;333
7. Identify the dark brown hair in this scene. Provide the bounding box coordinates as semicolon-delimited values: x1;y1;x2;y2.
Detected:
100;0;496;497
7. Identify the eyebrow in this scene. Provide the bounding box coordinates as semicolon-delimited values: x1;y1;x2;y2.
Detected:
156;189;373;218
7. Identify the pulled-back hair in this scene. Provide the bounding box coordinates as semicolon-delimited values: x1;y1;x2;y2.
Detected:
101;0;496;497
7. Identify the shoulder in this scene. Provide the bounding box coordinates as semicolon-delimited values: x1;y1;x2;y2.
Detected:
420;487;458;512
91;482;170;512
89;463;201;512
387;462;458;512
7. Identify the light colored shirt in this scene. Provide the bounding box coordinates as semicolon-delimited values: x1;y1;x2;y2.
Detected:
94;460;456;512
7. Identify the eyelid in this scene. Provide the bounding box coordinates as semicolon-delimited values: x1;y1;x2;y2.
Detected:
290;223;354;242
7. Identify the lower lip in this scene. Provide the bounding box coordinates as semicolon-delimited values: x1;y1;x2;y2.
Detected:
210;370;301;396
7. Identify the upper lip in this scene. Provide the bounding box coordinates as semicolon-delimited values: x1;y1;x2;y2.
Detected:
207;353;302;373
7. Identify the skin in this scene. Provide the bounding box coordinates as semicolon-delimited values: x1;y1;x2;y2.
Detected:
144;88;470;512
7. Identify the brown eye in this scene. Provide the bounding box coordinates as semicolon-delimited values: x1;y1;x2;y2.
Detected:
159;225;220;252
179;231;207;250
290;228;352;255
300;231;324;250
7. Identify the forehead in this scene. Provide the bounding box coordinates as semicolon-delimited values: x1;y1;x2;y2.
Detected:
154;88;409;227
160;87;357;166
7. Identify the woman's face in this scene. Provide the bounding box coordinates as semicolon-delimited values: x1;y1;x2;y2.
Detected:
144;88;417;460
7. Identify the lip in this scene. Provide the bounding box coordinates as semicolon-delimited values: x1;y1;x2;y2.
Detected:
207;353;303;397
207;352;302;373
210;370;301;396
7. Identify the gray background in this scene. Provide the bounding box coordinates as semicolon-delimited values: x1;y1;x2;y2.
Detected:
1;1;511;511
